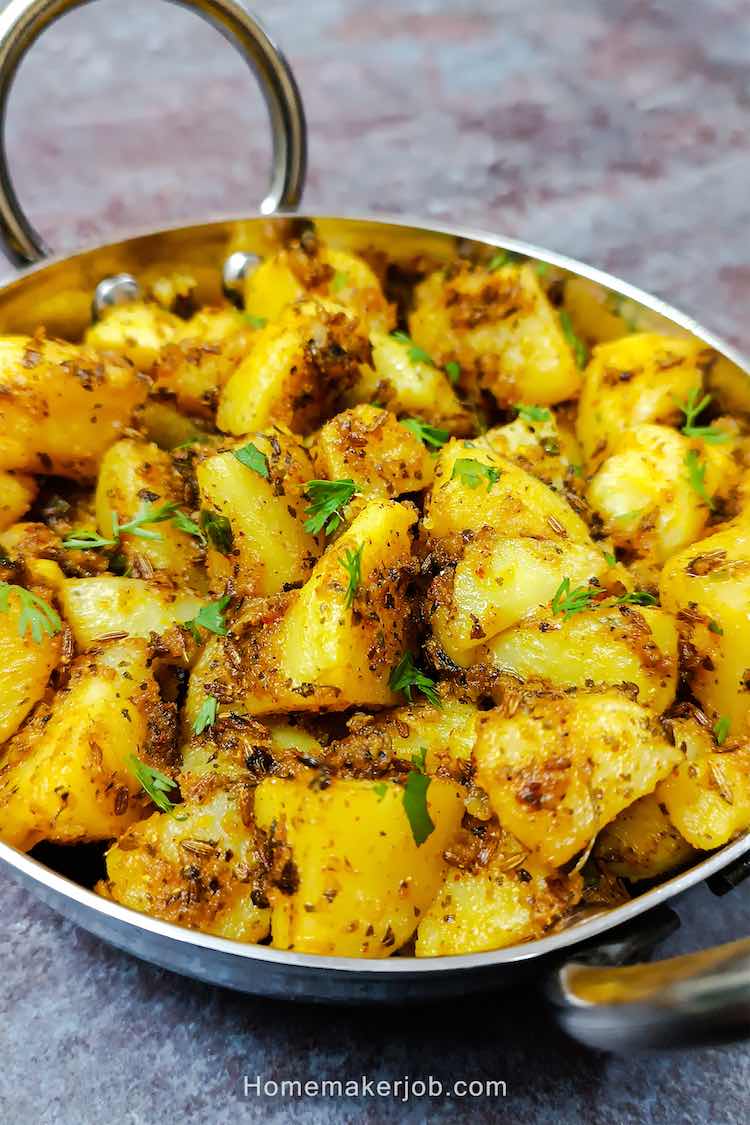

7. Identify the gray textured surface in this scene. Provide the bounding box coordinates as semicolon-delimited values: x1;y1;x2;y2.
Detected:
1;1;750;1121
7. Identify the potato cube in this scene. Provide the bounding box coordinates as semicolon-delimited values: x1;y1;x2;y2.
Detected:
0;584;61;744
313;405;434;498
84;301;183;370
0;471;37;532
593;793;696;881
59;576;205;649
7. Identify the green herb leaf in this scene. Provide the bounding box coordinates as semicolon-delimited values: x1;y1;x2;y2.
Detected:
0;581;62;644
604;292;638;333
172;435;211;450
402;770;434;846
603;550;617;567
200;510;233;554
303;479;358;536
444;360;461;385
515;403;551;423
615;590;658;607
534;261;551;278
391;330;434;367
171;509;206;543
372;781;388;801
685;449;715;510
714;716;731;746
331;270;348;293
675;387;729;444
708;619;724;636
411;746;428;772
127;753;177;813
120;500;182;541
192;695;218;736
340;544;364;609
487;249;522;271
559;310;588;369
451;457;502;492
550;577;597;620
185;594;232;641
389;653;441;707
62;528;116;550
400;417;449;449
234;442;270;479
244;313;267;329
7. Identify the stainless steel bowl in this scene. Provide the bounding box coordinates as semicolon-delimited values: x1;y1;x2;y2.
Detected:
1;0;750;1051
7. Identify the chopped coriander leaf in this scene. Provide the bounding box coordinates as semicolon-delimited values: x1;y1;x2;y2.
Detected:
444;360;460;385
200;509;233;554
62;528;116;550
389;652;441;707
171;509;206;543
685;449;715;510
192;694;218;735
172;435;210;450
451;457;501;492
615;590;658;607
331;270;348;293
675;387;729;444
401;417;449;449
303;478;357;536
391;330;434;367
515;403;551;423
603;551;617;567
402;769;434;846
613;507;645;524
0;581;62;644
63;499;181;550
559;310;588;369
714;716;731;746
340;544;364;609
372;781;388;801
244;313;267;329
411;746;428;772
708;619;724;636
487;249;522;271
127;754;177;813
234;441;270;479
550;577;597;620
185;594;232;641
534;261;551;278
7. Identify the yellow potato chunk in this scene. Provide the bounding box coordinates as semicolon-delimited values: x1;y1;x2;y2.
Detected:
349;330;474;434
254;775;464;956
244;243;393;331
196;430;321;596
313;405;434;498
474;690;681;867
576;334;708;466
217;299;371;436
0;470;37;531
0;335;146;477
0;585;61;744
84;301;183;370
100;788;270;942
485;604;678;712
0;640;164;851
562;278;651;345
151;307;257;417
416;842;582;956
409;261;581;407
424;440;591;546
594;793;696;881
483;411;583;493
59;576;204;649
94;438;204;588
659;521;750;734
185;499;417;719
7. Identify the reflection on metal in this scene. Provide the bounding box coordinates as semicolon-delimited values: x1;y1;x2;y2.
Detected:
92;273;142;320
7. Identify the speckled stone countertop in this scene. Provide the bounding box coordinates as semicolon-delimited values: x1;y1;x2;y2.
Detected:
1;2;750;1122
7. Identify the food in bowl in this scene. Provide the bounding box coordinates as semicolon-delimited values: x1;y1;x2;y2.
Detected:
0;231;748;959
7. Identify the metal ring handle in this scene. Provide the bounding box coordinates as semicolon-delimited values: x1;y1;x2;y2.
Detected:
0;0;307;265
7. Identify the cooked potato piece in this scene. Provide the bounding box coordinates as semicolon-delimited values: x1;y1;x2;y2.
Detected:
100;788;270;942
348;330;474;434
94;438;204;588
0;640;165;851
474;690;681;867
429;532;613;665
85;301;183;370
0;335;146;477
562;278;651;345
217;299;371;436
139;400;216;452
424;440;591;546
409;261;581;407
0;470;37;531
485;604;678;712
186;500;417;719
0;584;61;743
576;334;708;466
59;576;204;649
151;308;256;418
196;429;320;596
587;425;738;570
706;353;750;417
313;405;434;498
594;792;696;881
254;775;464;956
659;521;750;734
416;840;582;956
244;243;393;332
483;411;583;493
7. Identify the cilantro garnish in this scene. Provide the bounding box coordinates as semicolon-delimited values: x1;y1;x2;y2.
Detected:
0;582;62;644
685;449;715;510
331;270;348;293
615;590;658;607
391;330;434;367
244;313;267;329
372;781;388;801
550;577;598;620
172;509;206;543
444;361;460;385
487;249;522;271
200;510;233;554
675;388;729;444
192;695;218;736
451;458;501;492
402;751;434;846
515;403;551;423
401;418;449;449
303;479;357;536
389;653;441;707
714;716;731;746
708;619;724;636
340;544;363;609
127;754;178;813
234;442;270;479
62;500;182;550
559;310;588;369
184;594;231;641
